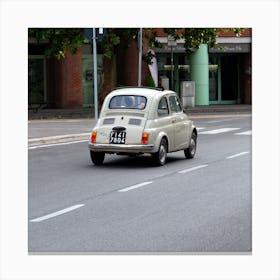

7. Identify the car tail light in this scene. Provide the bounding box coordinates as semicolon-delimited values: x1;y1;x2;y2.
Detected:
91;131;97;143
142;132;149;145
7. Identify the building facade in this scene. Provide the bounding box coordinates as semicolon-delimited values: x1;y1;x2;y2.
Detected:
28;28;251;109
152;28;252;105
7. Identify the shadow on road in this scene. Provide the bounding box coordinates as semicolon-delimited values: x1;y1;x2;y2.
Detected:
87;154;188;169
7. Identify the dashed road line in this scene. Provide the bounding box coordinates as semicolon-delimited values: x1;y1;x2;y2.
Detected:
29;149;251;224
199;128;240;134
226;151;250;159
118;181;153;192
205;117;243;124
235;130;252;135
30;204;85;223
178;164;208;174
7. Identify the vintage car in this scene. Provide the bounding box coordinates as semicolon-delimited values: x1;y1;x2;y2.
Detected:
88;87;197;166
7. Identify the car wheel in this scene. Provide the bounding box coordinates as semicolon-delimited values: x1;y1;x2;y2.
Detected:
90;151;105;165
184;132;197;159
152;138;167;166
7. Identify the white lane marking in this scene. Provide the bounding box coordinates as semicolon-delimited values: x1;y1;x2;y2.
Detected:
28;140;88;150
226;151;250;159
118;181;153;192
206;118;242;124
235;130;252;135
29;133;90;143
196;127;205;130
178;164;208;174
30;204;85;222
199;128;240;134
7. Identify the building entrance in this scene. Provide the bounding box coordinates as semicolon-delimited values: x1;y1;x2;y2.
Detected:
209;54;240;104
157;54;190;97
157;53;240;104
221;55;239;101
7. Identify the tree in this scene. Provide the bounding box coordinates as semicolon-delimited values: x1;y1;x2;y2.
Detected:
164;28;244;54
29;28;245;106
28;28;85;59
29;27;244;60
99;28;244;100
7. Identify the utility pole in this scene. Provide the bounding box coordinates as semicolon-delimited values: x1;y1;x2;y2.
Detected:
92;28;98;120
168;35;177;91
138;28;142;87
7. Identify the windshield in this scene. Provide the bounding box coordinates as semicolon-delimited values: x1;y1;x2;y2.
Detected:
109;95;147;110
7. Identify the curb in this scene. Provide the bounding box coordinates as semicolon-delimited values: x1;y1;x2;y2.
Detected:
28;109;252;147
28;133;90;146
28;105;252;120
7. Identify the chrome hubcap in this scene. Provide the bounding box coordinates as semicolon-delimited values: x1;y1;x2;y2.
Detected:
189;138;196;156
159;144;166;164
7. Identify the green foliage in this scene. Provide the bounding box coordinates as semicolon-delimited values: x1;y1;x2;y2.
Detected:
102;28;121;58
29;27;245;62
144;29;162;49
142;50;156;65
183;28;218;54
165;28;245;55
145;75;156;87
164;28;184;40
231;28;245;37
116;28;138;50
101;28;142;59
28;28;85;59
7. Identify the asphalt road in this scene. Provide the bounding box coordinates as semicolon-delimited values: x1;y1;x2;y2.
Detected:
28;114;251;253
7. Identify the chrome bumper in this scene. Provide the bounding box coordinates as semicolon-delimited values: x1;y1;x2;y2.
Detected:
88;142;155;153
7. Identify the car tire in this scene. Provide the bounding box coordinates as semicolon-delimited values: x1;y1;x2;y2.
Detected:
184;132;197;159
152;138;167;166
90;151;105;165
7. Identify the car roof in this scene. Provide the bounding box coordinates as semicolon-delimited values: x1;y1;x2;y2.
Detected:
109;87;175;99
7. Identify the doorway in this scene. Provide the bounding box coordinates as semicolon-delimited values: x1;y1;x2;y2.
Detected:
209;54;240;104
158;53;240;104
221;55;239;102
157;54;191;97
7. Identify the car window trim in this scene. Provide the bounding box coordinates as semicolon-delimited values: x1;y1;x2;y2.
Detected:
109;95;147;110
168;95;183;114
157;96;170;118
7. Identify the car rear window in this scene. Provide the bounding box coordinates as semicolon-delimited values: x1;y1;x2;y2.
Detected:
109;95;147;110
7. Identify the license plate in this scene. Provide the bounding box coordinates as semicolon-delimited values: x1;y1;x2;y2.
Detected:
110;131;126;144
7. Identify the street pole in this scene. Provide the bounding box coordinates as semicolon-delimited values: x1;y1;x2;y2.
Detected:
168;35;177;91
171;44;174;90
138;28;142;87
93;28;98;120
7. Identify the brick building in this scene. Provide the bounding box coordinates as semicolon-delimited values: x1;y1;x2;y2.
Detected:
28;28;251;109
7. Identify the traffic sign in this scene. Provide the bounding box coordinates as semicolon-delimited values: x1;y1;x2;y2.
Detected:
84;28;106;41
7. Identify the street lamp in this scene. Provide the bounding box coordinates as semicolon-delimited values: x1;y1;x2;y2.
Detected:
167;35;177;91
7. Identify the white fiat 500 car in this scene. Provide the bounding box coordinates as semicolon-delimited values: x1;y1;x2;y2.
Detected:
88;87;197;166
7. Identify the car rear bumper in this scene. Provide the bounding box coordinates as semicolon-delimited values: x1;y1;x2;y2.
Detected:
88;142;156;154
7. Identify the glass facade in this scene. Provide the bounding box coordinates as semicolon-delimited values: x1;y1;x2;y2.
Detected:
82;52;103;107
157;52;241;104
157;54;191;96
209;54;240;104
209;56;219;102
28;56;46;107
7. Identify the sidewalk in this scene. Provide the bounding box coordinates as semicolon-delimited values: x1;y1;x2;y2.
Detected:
28;104;252;147
28;104;252;120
